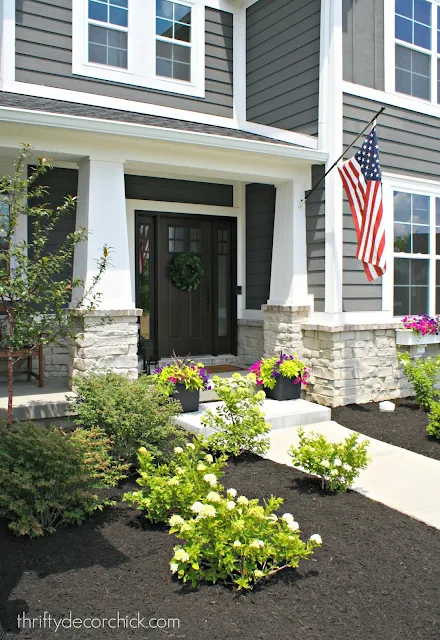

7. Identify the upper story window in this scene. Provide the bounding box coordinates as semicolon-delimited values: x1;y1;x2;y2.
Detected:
72;0;205;98
156;1;192;82
393;188;440;315
88;0;128;69
394;0;440;102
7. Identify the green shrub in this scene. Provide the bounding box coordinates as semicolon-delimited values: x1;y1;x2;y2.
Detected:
123;438;227;523
427;401;440;439
71;372;183;462
0;422;127;537
200;373;270;456
288;428;370;492
169;491;322;590
398;352;440;410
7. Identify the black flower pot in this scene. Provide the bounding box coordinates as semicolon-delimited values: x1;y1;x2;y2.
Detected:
172;383;200;413
264;376;301;401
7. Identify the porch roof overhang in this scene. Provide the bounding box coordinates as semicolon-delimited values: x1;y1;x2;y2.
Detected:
0;99;328;166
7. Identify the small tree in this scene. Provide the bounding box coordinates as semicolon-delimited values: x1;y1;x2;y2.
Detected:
0;144;109;426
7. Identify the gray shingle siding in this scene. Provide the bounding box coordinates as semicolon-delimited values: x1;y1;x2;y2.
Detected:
15;0;233;118
342;0;384;91
245;183;275;310
246;0;320;136
306;165;325;312
27;166;78;283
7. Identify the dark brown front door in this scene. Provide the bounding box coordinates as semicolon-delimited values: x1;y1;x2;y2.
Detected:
136;212;237;360
158;216;213;357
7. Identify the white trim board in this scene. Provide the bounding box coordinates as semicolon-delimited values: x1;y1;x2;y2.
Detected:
343;80;440;120
0;104;328;164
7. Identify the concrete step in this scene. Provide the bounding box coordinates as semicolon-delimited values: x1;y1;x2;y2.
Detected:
0;381;75;422
174;398;331;437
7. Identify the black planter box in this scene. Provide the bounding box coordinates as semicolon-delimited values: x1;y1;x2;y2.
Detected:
264;376;301;401
172;383;200;413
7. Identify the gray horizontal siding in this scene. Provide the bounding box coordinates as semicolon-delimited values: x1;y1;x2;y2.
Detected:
15;0;233;118
27;166;78;283
246;0;320;136
246;183;275;310
342;0;384;90
125;176;233;207
306;165;325;312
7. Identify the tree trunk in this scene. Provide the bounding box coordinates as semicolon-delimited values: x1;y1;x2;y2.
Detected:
7;320;13;428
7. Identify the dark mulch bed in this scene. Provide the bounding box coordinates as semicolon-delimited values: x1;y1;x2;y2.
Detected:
332;398;440;461
1;456;440;640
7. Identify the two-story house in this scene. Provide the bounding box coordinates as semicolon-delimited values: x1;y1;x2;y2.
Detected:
0;0;436;407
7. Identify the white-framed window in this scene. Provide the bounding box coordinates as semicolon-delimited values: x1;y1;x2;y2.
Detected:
383;177;440;316
72;0;205;98
391;0;440;103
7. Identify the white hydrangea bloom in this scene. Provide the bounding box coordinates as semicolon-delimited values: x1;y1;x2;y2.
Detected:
287;520;300;532
205;454;214;463
206;491;221;503
226;501;236;510
254;570;264;579
175;466;184;475
330;469;339;476
343;463;352;472
233;540;242;548
200;504;216;518
237;496;249;506
197;462;207;472
227;488;237;498
174;447;183;454
321;460;330;469
170;563;179;574
250;539;265;549
168;477;179;486
190;501;205;514
309;534;322;545
203;473;217;486
266;514;278;523
334;458;342;466
174;548;189;562
282;513;294;523
169;515;185;527
186;443;195;450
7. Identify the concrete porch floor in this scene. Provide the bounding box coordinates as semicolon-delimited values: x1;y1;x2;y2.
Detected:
0;379;74;422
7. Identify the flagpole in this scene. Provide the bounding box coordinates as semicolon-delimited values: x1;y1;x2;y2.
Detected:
303;105;385;202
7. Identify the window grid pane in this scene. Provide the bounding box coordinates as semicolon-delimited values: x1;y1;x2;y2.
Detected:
395;0;431;49
156;0;192;82
88;0;128;27
393;191;430;254
88;24;127;68
395;44;431;99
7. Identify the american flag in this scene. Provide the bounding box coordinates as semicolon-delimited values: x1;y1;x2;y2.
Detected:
338;126;386;282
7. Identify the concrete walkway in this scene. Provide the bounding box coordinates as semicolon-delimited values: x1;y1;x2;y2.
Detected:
266;420;440;531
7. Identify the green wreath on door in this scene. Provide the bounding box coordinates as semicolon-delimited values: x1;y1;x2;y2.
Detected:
170;252;204;291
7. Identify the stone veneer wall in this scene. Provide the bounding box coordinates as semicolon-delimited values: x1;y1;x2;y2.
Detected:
44;342;69;378
262;305;309;358
301;323;418;407
237;319;264;365
70;309;141;382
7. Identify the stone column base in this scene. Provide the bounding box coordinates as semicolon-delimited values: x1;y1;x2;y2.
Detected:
238;319;264;365
70;309;142;383
262;305;310;358
301;322;414;407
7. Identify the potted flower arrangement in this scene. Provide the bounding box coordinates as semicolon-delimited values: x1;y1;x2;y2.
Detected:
151;356;211;413
249;353;310;401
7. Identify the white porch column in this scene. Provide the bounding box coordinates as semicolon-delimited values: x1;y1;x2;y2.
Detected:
267;179;313;308
71;159;140;382
73;158;134;309
263;178;312;358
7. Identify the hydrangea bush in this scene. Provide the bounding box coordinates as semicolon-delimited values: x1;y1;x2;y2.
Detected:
288;428;370;492
151;357;211;394
427;401;440;439
201;373;270;456
169;490;322;590
402;314;440;336
249;353;310;390
123;438;227;523
398;352;440;411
